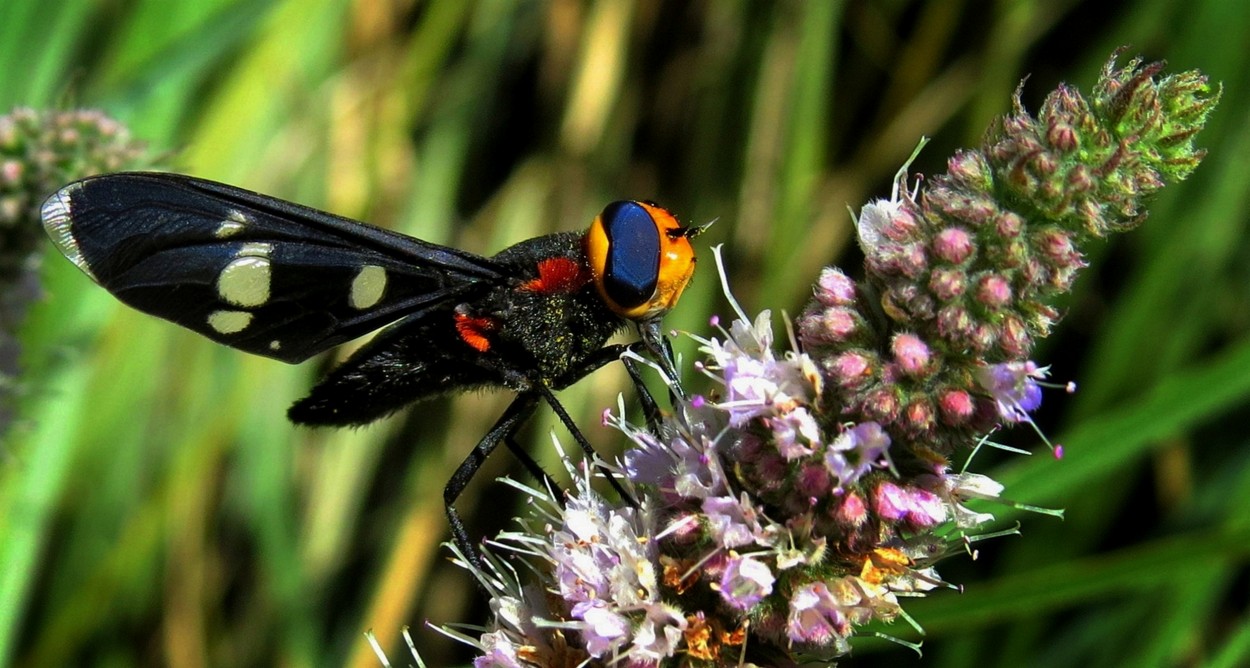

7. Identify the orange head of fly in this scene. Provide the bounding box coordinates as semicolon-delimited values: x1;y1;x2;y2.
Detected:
585;200;701;322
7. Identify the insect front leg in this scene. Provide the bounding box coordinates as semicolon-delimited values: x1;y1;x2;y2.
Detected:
619;348;664;434
636;318;687;401
532;380;636;508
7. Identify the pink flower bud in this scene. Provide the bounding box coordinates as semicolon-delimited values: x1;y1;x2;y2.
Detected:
1;160;22;185
946;150;991;187
938;389;975;425
891;333;931;376
933;227;974;264
928;267;967;301
820;307;859;340
976;274;1013;308
929;190;998;227
1048;121;1079;153
936;305;974;341
995;211;1024;238
883;208;920;242
1036;228;1078;264
1032;151;1058;176
815;267;857;306
873;243;928;279
971;322;998;352
834;492;867;527
999;315;1031;358
826;351;874;387
860;387;900;424
903;399;935;435
796;312;830;346
1067;163;1094;193
753;452;788;491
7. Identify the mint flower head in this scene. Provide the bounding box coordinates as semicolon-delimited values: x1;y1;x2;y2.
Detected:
432;53;1218;666
0;108;149;273
0;108;151;436
799;52;1218;456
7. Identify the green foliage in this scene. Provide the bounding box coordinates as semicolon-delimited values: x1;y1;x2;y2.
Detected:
2;1;1248;666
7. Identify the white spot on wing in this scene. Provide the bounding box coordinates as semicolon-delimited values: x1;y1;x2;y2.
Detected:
40;183;97;280
217;243;273;307
350;265;387;309
215;209;248;238
238;242;272;257
269;340;282;351
208;310;252;334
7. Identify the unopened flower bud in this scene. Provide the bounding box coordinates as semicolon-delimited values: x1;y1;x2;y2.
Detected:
834;492;868;527
928;267;967;301
817;307;860;341
995;211;1024;238
1035;228;1077;264
1;160;22;186
826;351;874;387
999;315;1031;357
859;387;900;424
1048;121;1079;153
891;333;931;376
976;274;1013;309
936;305;974;341
1067;163;1094;193
903;399;935;435
753;452;789;491
946;150;991;188
927;190;999;227
883;208;920;242
971;322;998;351
938;389;975;425
815;267;857;306
933;227;974;264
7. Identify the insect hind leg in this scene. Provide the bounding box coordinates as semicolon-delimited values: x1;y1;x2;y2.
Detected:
445;392;549;571
447;335;684;570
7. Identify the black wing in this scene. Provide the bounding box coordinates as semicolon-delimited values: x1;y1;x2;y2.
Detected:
41;172;507;363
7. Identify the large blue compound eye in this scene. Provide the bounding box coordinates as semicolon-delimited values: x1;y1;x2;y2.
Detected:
600;201;660;310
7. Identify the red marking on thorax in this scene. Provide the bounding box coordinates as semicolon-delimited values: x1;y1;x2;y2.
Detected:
521;257;589;294
454;312;496;352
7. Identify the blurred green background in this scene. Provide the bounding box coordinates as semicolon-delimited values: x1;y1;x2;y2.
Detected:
2;1;1249;666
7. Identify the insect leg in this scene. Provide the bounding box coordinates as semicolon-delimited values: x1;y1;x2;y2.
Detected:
532;378;636;508
445;391;541;570
619;348;663;433
637;318;687;400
